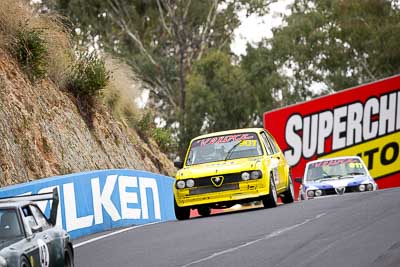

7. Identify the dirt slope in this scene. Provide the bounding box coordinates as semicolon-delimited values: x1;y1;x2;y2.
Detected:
0;48;176;187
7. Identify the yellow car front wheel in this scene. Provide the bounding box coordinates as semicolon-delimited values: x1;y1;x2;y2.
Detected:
174;199;190;220
262;175;278;208
281;175;295;204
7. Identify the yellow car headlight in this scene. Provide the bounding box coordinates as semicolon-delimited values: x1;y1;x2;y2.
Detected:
186;179;195;188
250;170;262;179
241;172;250;181
176;180;186;189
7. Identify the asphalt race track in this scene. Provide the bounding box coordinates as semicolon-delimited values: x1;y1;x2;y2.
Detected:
74;188;400;267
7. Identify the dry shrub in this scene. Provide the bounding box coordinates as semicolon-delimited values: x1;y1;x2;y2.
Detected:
0;0;73;85
31;14;73;87
103;56;143;121
0;0;27;38
104;57;142;107
102;56;175;151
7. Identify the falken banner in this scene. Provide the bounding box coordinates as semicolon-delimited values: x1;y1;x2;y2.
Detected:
0;169;176;239
264;75;400;192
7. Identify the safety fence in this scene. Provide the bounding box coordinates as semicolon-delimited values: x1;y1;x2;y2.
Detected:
0;169;176;239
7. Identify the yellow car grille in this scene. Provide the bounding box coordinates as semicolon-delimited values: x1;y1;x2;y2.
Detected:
189;183;239;195
192;173;242;187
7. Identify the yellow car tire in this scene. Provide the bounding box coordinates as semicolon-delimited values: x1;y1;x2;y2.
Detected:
262;175;278;208
174;199;190;220
281;175;295;204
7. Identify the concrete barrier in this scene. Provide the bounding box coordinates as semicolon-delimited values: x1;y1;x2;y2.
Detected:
0;169;176;239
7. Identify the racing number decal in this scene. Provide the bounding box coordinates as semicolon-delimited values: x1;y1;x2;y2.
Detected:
349;162;363;168
38;239;49;267
240;140;257;147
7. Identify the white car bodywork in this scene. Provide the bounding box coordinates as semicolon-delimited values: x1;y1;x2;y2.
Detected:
298;156;378;200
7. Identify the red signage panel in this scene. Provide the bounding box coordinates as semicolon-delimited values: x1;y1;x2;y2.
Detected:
264;75;400;195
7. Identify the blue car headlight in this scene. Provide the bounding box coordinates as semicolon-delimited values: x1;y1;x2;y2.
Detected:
366;183;373;191
358;184;366;192
306;189;325;198
315;189;322;197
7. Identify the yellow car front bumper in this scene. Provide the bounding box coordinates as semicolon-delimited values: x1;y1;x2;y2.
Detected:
174;179;269;207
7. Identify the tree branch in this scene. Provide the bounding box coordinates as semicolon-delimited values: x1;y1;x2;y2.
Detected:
156;0;172;35
353;49;376;80
106;0;158;66
197;0;218;60
183;0;192;20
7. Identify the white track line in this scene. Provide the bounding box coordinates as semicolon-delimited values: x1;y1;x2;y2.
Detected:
180;213;326;267
74;221;162;248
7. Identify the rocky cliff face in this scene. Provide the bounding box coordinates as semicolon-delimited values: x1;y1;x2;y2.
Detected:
0;49;176;187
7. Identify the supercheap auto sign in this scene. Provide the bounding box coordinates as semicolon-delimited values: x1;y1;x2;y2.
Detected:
264;75;400;190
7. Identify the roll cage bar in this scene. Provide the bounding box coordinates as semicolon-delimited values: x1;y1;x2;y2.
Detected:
0;188;59;226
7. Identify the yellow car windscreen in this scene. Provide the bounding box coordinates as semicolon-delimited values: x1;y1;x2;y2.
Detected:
185;132;263;166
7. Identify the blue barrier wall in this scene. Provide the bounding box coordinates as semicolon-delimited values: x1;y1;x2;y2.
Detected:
0;169;176;239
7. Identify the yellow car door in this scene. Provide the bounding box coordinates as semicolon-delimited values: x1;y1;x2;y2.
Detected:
261;131;288;191
259;131;281;188
268;131;288;192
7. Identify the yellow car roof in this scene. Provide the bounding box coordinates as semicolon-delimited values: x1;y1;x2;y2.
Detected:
191;128;265;141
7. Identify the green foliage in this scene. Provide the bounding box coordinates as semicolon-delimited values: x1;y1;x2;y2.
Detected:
37;0;275;156
241;44;288;116
14;28;48;81
152;127;176;153
36;0;400;158
182;50;253;155
123;107;153;138
122;107;175;152
268;0;400;102
68;51;110;97
135;110;155;140
122;106;152;140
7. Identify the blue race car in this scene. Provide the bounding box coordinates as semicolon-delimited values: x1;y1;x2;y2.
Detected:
296;156;378;200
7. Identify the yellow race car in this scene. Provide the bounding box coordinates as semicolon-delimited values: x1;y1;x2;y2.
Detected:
173;128;294;220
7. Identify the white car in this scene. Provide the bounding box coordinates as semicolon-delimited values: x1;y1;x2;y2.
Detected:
296;156;378;200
